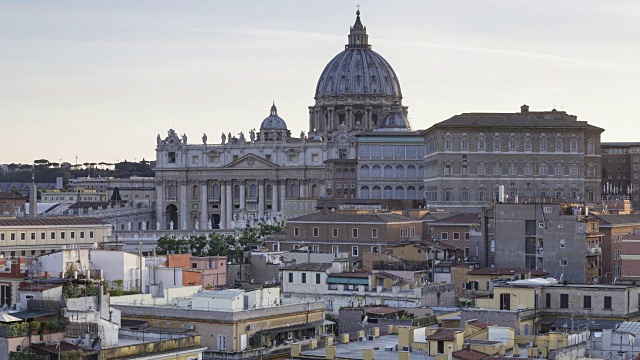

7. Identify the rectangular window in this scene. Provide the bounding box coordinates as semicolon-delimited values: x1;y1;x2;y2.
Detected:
316;273;321;284
441;232;448;240
70;231;75;239
288;273;293;283
351;246;359;257
583;295;591;309
560;294;569;308
20;233;26;241
50;232;56;240
465;232;470;240
546;293;551;308
453;232;460;240
89;231;94;239
312;154;318;162
352;228;358;238
525;220;536;235
217;335;227;351
30;232;35;241
332;245;339;254
372;228;378;238
60;232;66;240
294;227;300;237
192;155;199;164
40;232;45;240
313;227;319;237
80;231;85;239
604;296;612;310
524;139;532;152
168;152;176;163
332;228;338;237
301;273;307;284
312;245;319;253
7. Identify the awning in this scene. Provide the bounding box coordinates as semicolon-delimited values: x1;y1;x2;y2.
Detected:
326;276;368;285
9;310;57;320
267;320;325;335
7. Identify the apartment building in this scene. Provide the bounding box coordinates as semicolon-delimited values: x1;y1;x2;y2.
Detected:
0;217;111;258
601;142;640;209
480;202;603;283
422;105;603;211
266;212;423;267
593;213;640;283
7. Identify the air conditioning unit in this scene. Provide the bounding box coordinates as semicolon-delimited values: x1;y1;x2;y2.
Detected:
358;336;366;342
558;224;564;229
402;346;411;352
368;335;375;341
539;223;545;228
187;323;195;330
385;346;395;352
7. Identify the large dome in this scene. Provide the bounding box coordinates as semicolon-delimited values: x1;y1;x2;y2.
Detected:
260;103;288;131
315;10;402;99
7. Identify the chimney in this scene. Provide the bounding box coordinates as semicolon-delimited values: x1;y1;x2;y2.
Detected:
326;337;334;346
310;339;318;350
290;344;302;357
520;104;529;113
10;261;21;277
447;345;453;360
340;333;350;344
372;327;380;337
398;351;410;360
363;349;374;360
325;346;336;359
398;327;411;349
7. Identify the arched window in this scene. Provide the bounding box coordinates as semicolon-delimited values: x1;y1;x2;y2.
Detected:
407;165;416;178
211;183;220;198
266;185;273;199
192;185;198;200
311;184;318;197
360;186;370;199
384;165;393;178
336;169;342;178
372;186;381;199
395;186;404;199
167;184;176;199
372;165;382;178
234;185;240;199
360;165;369;178
249;184;257;198
419;186;425;200
395;165;404;178
418;165;425;178
407;186;416;199
384;186;393;199
291;183;299;198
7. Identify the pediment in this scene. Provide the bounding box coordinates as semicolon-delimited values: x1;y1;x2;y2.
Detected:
224;154;277;169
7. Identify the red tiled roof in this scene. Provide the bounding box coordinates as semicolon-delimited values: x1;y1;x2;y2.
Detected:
435;213;481;225
468;320;488;329
453;350;491;360
428;328;463;341
365;306;403;315
531;269;550;277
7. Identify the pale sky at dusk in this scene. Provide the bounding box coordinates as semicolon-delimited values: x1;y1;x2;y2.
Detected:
1;0;639;164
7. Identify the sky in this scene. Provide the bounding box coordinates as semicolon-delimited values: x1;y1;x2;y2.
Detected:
1;0;640;164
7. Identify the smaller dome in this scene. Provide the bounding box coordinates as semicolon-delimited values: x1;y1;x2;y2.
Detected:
382;111;410;130
260;103;288;131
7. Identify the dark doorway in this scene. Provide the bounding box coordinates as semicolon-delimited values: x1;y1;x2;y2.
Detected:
166;204;178;230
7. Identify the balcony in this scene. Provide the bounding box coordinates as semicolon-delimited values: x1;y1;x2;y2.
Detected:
587;247;602;255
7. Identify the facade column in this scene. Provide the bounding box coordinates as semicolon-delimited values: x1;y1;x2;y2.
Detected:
239;180;246;211
258;180;265;218
226;180;233;226
155;180;164;230
280;181;286;215
179;180;188;230
220;181;227;230
272;180;279;213
200;180;208;229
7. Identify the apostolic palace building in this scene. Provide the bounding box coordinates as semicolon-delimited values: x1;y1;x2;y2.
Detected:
154;10;603;230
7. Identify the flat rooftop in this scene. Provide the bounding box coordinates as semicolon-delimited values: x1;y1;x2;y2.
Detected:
300;335;433;360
